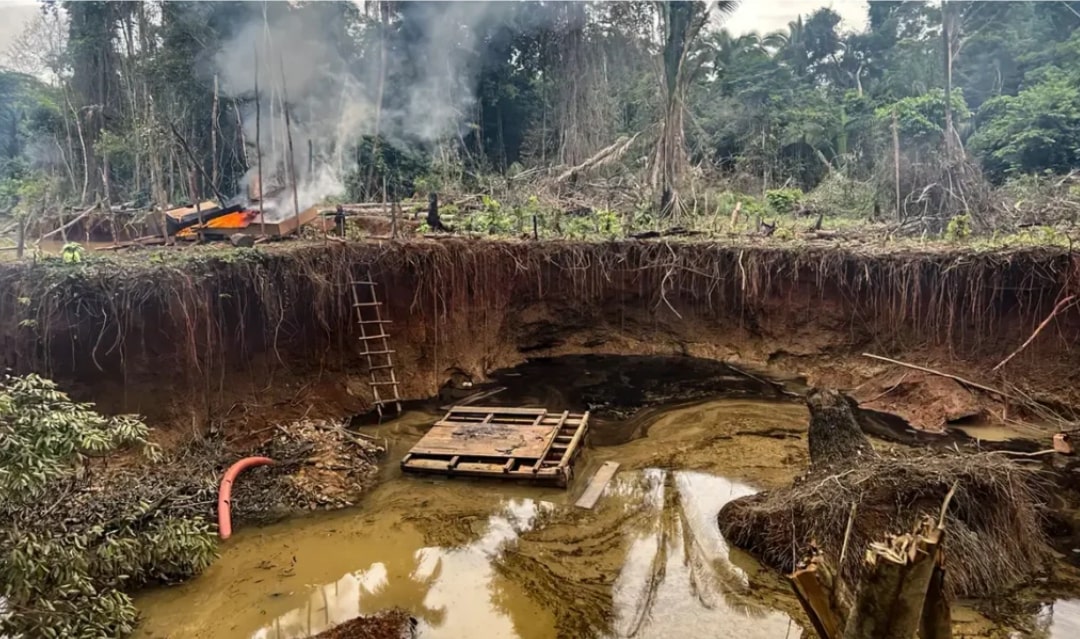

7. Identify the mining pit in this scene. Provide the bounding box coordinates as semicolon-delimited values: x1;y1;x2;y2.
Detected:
7;239;1080;638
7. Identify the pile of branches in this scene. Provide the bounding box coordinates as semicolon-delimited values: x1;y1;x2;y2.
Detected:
717;391;1051;599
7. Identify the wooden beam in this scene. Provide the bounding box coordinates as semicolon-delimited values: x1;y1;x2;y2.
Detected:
575;461;620;509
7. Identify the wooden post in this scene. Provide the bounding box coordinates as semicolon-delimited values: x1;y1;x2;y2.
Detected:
308;138;313;176
533;214;538;240
279;57;301;236
16;217;25;259
254;44;265;236
391;196;398;239
188;166;203;243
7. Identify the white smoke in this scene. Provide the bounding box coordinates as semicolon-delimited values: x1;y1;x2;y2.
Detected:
213;2;513;221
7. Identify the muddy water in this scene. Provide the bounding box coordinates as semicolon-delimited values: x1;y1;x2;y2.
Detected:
135;400;810;638
135;396;1080;639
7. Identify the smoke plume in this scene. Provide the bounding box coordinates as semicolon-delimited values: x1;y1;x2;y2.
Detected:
213;2;514;221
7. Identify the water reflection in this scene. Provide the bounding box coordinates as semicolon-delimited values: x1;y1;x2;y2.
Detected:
608;470;800;639
1022;599;1080;639
250;499;551;639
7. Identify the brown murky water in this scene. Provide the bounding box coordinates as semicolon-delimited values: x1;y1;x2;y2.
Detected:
134;399;1080;638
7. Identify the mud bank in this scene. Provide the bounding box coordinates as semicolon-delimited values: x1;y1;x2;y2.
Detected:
2;239;1078;440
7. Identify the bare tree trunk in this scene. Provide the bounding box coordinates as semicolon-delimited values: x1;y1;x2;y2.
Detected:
254;44;266;236
65;90;90;205
102;159;117;246
234;102;248;170
893;109;901;221
211;74;220;194
280;58;301;234
942;1;958;161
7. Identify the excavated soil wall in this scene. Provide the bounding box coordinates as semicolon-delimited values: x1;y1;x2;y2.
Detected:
1;239;1078;432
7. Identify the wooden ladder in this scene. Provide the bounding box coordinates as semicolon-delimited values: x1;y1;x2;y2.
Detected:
350;270;402;421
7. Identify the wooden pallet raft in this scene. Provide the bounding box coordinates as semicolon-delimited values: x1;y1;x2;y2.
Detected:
400;406;589;488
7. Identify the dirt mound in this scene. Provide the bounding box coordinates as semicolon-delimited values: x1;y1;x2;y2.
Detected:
717;451;1051;598
853;371;984;431
311;610;415;639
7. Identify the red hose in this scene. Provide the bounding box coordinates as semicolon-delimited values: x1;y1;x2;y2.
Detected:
217;456;275;540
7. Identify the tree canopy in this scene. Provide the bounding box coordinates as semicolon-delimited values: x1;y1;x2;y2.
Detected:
0;0;1076;224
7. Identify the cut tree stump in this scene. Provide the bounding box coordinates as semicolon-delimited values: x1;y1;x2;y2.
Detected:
789;485;957;639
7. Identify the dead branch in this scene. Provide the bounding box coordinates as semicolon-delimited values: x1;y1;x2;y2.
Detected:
169;122;229;206
38;201;100;241
861;353;1015;401
556;131;642;183
992;295;1078;372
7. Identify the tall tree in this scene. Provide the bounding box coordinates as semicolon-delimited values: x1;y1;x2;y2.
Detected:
653;0;738;216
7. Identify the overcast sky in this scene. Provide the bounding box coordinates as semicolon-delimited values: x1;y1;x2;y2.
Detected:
0;0;872;67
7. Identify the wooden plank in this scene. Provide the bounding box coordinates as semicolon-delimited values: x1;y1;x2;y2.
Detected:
531;411;569;474
555;411;590;468
575;461;620;509
409;423;555;458
447;406;547;416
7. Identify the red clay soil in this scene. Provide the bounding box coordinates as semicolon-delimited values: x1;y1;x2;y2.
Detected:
851;370;985;432
311;610;413;639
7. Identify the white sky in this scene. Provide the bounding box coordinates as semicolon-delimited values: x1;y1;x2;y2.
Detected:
724;0;869;35
0;0;872;68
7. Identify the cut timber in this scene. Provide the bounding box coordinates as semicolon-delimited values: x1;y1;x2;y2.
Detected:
790;559;842;639
575;461;620;509
351;270;401;421
842;485;957;639
401;406;589;488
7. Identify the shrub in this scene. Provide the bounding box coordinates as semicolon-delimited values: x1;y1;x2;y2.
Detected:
765;188;804;214
0;374;217;638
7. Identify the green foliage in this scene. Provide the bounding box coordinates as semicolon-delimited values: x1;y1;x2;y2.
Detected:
0;375;153;502
944;214;971;242
970;67;1080;181
875;89;971;146
0;374;216;638
765;188;804;214
62;242;84;264
465;195;516;234
344;136;432;202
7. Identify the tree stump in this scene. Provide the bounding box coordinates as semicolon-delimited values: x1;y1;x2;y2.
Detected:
806;389;875;468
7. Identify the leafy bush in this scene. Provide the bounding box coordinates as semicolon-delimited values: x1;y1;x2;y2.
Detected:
765;188;804;214
944;214;971;242
0;374;217;638
464;195;516;234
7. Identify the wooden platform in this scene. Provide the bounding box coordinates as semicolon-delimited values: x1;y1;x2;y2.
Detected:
401;406;590;488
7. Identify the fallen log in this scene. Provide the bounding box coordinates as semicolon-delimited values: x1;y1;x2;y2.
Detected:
38;201;99;241
861;353;1015;401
